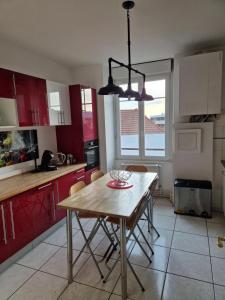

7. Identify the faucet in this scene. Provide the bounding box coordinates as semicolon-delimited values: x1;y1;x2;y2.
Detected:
217;236;225;248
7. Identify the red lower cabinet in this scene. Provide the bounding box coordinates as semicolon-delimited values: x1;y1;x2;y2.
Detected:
0;202;11;263
54;168;85;222
85;167;99;184
31;182;55;236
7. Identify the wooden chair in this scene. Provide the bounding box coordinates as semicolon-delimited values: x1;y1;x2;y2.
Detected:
91;170;104;182
125;165;148;172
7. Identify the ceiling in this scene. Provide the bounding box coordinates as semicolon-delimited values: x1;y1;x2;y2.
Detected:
0;0;225;67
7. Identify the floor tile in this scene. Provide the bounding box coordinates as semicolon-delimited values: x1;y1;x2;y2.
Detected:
64;230;104;253
17;243;60;269
10;271;67;300
129;242;170;271
0;264;35;300
211;257;225;286
172;231;209;255
175;215;207;236
44;226;77;247
167;249;212;282
162;273;214;300
74;255;120;293
153;204;175;217
113;264;165;300
207;212;225;225
209;237;225;258
214;284;225;300
109;294;133;300
40;247;90;278
153;215;176;230
207;223;225;238
59;282;110;300
138;225;173;247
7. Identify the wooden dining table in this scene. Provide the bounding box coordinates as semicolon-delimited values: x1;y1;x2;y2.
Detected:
57;171;157;300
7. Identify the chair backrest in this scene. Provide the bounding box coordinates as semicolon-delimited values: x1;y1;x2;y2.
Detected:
91;170;104;182
69;181;86;196
125;165;148;172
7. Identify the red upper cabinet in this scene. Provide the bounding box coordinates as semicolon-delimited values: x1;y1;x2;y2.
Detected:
14;73;49;126
81;87;98;142
0;68;15;98
56;84;98;162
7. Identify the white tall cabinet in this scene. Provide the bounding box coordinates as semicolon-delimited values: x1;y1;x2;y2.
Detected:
46;80;71;126
179;51;223;116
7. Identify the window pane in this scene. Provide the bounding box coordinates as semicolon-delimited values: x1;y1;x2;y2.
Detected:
144;80;166;157
49;92;60;106
145;79;165;98
119;83;139;156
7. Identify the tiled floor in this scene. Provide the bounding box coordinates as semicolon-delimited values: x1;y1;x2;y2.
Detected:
1;198;225;300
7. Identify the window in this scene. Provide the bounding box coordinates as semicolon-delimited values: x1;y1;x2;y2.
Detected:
116;75;170;160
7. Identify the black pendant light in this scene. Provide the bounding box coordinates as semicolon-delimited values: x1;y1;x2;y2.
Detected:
98;1;153;101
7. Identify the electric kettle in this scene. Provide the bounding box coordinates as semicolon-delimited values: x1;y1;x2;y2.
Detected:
56;152;66;165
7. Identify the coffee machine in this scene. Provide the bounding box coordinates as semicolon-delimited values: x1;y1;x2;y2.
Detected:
39;150;57;171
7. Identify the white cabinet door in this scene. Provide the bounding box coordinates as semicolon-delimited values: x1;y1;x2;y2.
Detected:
179;51;222;116
46;81;71;126
207;52;222;114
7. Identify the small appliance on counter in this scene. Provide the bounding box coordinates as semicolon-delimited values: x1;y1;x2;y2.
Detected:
38;150;57;171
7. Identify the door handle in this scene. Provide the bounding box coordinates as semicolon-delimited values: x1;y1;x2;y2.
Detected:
9;202;15;239
52;190;56;220
1;205;7;244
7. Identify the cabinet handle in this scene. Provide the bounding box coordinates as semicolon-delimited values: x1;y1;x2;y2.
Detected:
38;182;52;190
12;73;17;97
9;202;15;240
56;181;60;203
52;190;56;220
57;111;61;125
1;205;7;244
37;109;40;126
76;175;85;181
62;110;65;124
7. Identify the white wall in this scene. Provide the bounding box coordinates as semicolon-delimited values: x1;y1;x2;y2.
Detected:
0;37;73;178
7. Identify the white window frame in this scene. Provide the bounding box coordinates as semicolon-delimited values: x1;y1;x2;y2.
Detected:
115;73;171;161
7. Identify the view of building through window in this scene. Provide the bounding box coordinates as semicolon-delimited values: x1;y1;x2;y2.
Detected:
119;79;166;157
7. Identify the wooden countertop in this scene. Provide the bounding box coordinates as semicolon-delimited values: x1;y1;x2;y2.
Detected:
58;172;157;218
0;163;86;202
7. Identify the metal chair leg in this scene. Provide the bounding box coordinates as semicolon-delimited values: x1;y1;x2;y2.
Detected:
137;223;154;255
132;232;152;264
127;259;145;291
76;214;104;278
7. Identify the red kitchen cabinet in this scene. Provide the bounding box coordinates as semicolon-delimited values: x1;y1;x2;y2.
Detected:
56;84;98;163
0;68;15;98
14;73;49;126
31;182;55;236
0;202;11;263
4;191;35;260
85;167;99;185
54;168;85;222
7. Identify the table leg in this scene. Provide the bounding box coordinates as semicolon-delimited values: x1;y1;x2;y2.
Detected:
66;209;73;283
120;217;127;300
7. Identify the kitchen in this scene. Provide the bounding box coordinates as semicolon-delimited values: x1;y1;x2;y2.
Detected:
1;1;225;300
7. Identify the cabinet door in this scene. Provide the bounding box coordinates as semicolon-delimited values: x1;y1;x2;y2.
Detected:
47;80;71;126
179;54;208;116
85;167;99;185
7;192;34;254
207;52;222;114
0;202;10;263
0;68;15;98
32;182;55;236
34;78;49;126
14;73;34;126
82;87;98;142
